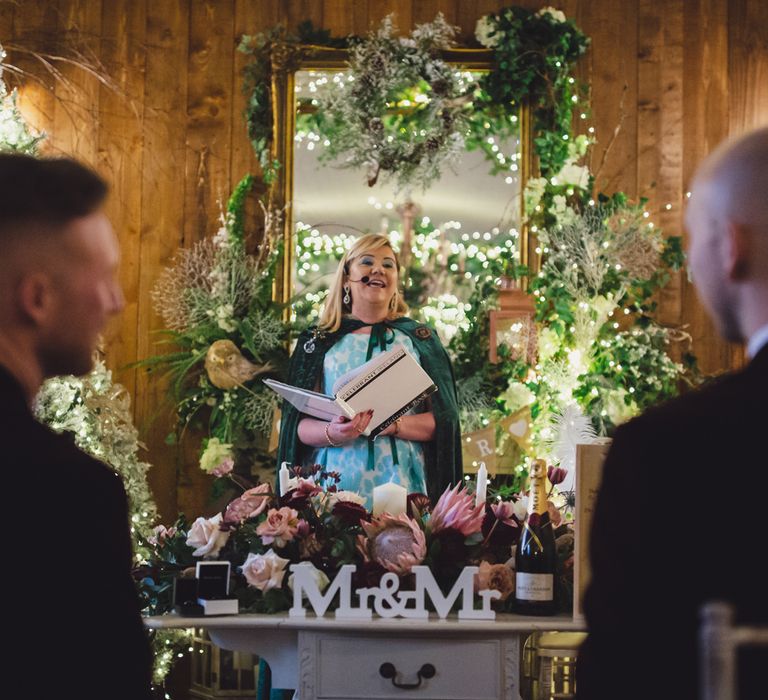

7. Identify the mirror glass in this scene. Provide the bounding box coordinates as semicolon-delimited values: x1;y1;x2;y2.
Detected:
291;68;524;343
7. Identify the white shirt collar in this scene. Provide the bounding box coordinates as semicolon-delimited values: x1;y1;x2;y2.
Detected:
747;323;768;359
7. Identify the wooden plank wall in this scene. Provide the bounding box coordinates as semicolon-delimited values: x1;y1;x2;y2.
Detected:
2;0;767;521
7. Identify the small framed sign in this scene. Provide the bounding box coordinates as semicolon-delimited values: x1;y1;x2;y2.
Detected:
573;440;611;620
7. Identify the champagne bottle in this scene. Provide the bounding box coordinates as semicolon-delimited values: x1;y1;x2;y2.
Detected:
514;459;557;615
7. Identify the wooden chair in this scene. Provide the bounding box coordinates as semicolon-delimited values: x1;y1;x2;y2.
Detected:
699;601;768;700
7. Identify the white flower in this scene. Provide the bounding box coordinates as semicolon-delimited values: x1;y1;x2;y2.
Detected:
475;16;500;48
502;382;535;414
213;303;236;332
537;6;567;23
524;177;548;215
199;437;234;474
538;327;561;362
592;295;618;326
186;513;230;558
212;222;230;248
241;549;290;592
557;159;591;188
288;561;331;598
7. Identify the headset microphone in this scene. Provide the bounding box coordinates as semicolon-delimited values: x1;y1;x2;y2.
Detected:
348;275;370;284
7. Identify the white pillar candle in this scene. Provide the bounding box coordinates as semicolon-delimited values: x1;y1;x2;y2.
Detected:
372;481;407;517
475;462;488;508
279;462;292;496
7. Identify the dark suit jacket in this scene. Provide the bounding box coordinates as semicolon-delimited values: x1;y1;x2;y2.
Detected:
576;346;768;699
2;365;153;699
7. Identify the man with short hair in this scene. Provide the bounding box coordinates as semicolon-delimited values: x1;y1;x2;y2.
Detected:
576;128;768;699
0;153;152;699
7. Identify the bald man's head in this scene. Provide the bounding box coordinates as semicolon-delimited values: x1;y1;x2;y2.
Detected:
686;127;768;343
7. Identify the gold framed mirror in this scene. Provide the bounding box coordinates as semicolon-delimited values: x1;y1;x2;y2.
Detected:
268;45;534;333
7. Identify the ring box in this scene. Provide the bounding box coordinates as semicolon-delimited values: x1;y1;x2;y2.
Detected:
196;561;238;615
173;576;203;616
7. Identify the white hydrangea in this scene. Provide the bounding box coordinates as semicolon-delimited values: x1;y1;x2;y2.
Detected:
524;176;549;215
537;6;567;23
502;381;536;414
557;158;591;188
475;16;500;48
537;327;561;362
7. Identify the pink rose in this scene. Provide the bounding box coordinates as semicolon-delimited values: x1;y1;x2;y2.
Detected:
475;560;515;602
223;483;272;524
211;458;234;478
241;549;290;591
186;513;230;558
256;507;300;548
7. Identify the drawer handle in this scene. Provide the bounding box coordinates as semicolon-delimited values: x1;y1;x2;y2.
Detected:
379;662;436;689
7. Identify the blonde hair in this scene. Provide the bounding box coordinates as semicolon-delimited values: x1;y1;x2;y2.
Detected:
319;232;409;332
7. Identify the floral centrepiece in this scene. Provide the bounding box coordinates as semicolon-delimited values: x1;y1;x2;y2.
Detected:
140;465;575;616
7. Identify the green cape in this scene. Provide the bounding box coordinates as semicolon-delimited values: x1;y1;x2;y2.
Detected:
276;316;463;502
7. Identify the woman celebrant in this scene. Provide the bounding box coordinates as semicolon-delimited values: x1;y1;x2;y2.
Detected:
276;233;462;503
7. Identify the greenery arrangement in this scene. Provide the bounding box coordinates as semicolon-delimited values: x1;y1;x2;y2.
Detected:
0;44;44;154
142;177;288;491
315;14;469;191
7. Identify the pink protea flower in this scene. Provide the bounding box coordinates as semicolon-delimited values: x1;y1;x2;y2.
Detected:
429;484;486;537
358;512;427;576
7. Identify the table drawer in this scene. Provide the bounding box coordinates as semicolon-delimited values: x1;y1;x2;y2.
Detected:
303;634;502;699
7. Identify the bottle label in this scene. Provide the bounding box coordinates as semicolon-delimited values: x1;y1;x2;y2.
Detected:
527;460;548;516
515;572;554;601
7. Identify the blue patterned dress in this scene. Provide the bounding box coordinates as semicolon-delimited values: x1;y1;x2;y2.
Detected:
311;329;428;505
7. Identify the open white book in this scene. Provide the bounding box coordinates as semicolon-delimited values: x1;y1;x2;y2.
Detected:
264;343;437;438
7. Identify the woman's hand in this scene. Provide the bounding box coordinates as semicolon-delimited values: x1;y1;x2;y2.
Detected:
377;413;436;442
326;410;374;445
377;418;400;437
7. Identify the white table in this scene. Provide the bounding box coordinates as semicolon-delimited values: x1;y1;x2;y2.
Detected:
145;612;584;699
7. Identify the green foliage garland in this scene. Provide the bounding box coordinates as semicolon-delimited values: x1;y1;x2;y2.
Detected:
475;6;589;177
240;8;589;190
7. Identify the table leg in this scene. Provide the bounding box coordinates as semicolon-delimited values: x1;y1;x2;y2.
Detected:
504;635;524;700
208;628;299;689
